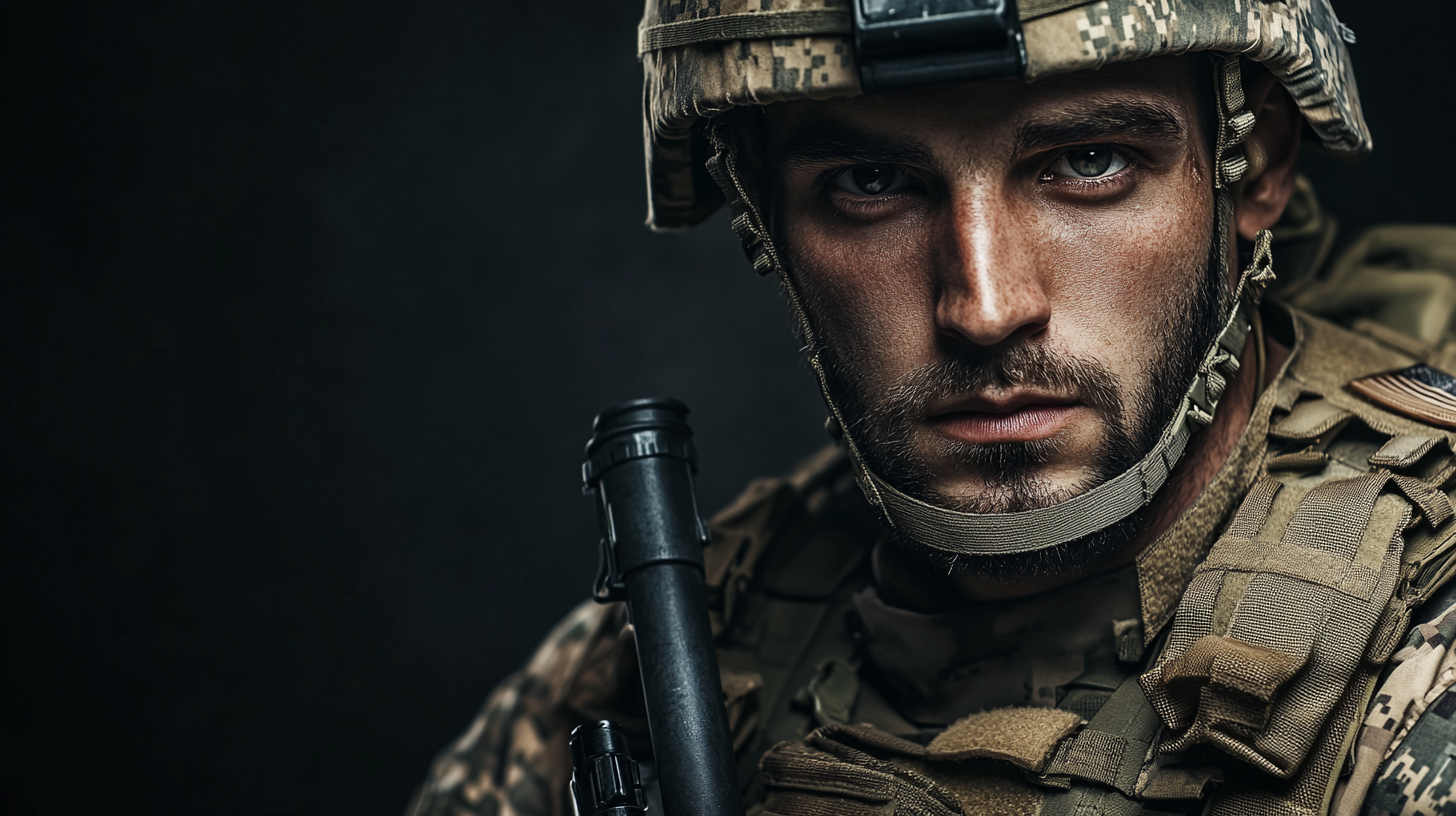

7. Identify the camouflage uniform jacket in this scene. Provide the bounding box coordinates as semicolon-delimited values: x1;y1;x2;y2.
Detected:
407;221;1456;816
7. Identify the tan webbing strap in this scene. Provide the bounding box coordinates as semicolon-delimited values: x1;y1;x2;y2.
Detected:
866;285;1257;554
1039;673;1162;798
1268;399;1354;442
1222;476;1282;540
1159;634;1306;707
1141;470;1415;780
1018;0;1095;20
759;724;966;816
1370;434;1443;469
1212;54;1255;189
1390;474;1455;528
1266;448;1331;472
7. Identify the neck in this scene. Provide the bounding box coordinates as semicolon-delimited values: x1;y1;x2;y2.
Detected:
877;324;1289;608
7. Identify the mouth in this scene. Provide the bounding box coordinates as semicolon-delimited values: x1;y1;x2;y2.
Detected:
923;393;1082;445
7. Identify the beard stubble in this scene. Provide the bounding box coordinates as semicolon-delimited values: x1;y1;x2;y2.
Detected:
814;255;1228;582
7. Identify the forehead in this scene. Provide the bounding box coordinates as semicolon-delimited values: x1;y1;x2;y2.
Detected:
762;56;1204;148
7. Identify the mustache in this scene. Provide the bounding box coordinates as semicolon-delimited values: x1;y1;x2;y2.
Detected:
849;343;1124;440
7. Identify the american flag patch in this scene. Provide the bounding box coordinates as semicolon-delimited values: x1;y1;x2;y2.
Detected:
1349;364;1456;429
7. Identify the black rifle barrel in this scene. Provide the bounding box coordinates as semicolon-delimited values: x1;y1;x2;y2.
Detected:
582;398;743;816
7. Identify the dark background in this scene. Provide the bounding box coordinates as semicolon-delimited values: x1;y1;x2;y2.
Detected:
3;2;1452;814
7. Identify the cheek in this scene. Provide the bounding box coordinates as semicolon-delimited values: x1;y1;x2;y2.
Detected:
783;212;940;380
1033;159;1212;371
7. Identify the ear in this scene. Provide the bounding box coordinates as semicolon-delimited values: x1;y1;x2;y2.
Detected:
1234;72;1303;240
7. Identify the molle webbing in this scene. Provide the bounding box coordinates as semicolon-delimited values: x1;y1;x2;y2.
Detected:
1139;425;1456;814
759;725;968;816
1035;676;1165;816
757;681;1189;816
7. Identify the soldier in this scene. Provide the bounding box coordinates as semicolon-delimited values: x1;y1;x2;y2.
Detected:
410;1;1456;814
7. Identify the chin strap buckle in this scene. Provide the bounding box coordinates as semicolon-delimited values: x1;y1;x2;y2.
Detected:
1246;230;1277;298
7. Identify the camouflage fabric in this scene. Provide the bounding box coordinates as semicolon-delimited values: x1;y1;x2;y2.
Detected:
1021;0;1367;150
642;0;1370;228
407;315;1456;816
850;565;1141;722
405;601;645;816
1335;585;1456;816
1362;689;1456;816
408;220;1456;816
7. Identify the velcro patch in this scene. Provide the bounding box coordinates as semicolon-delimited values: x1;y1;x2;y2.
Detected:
1349;364;1456;429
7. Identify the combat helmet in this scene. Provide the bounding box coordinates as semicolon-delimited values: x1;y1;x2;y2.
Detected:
638;0;1371;558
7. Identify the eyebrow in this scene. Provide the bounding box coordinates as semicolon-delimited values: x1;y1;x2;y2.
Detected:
1011;101;1186;155
772;99;1188;171
776;125;936;171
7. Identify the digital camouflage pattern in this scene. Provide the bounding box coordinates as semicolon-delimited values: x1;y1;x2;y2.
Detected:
405;601;644;816
643;0;1370;227
1342;587;1456;816
1020;0;1367;150
1363;687;1456;816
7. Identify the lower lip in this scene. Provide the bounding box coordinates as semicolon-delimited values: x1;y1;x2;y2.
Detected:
928;405;1078;444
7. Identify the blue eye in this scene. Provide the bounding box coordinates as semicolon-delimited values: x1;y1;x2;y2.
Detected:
833;164;910;196
1051;147;1129;179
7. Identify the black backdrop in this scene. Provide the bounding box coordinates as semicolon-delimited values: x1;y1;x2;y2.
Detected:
3;3;1452;814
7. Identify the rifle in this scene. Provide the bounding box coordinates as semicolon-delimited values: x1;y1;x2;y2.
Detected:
574;398;744;816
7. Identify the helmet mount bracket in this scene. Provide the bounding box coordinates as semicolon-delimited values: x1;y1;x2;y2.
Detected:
854;0;1028;91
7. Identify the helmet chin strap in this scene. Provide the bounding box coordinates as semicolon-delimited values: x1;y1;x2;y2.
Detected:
706;54;1275;558
860;231;1273;555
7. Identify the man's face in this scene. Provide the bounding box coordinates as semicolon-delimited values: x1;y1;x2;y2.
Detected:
759;58;1226;575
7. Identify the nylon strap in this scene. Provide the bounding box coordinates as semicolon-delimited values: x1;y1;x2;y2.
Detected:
1039;672;1168;816
867;283;1256;554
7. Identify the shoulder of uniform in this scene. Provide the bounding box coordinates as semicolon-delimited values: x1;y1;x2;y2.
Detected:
408;599;639;816
1283;306;1419;394
1276;306;1456;444
1278;222;1456;356
1256;305;1456;618
1348;586;1456;815
703;444;878;629
521;600;642;717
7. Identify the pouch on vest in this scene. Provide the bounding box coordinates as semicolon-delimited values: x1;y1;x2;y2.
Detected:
1138;403;1456;797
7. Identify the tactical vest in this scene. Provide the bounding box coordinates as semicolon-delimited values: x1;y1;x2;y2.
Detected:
701;298;1456;815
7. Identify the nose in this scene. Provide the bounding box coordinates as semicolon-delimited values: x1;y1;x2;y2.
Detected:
935;187;1051;347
